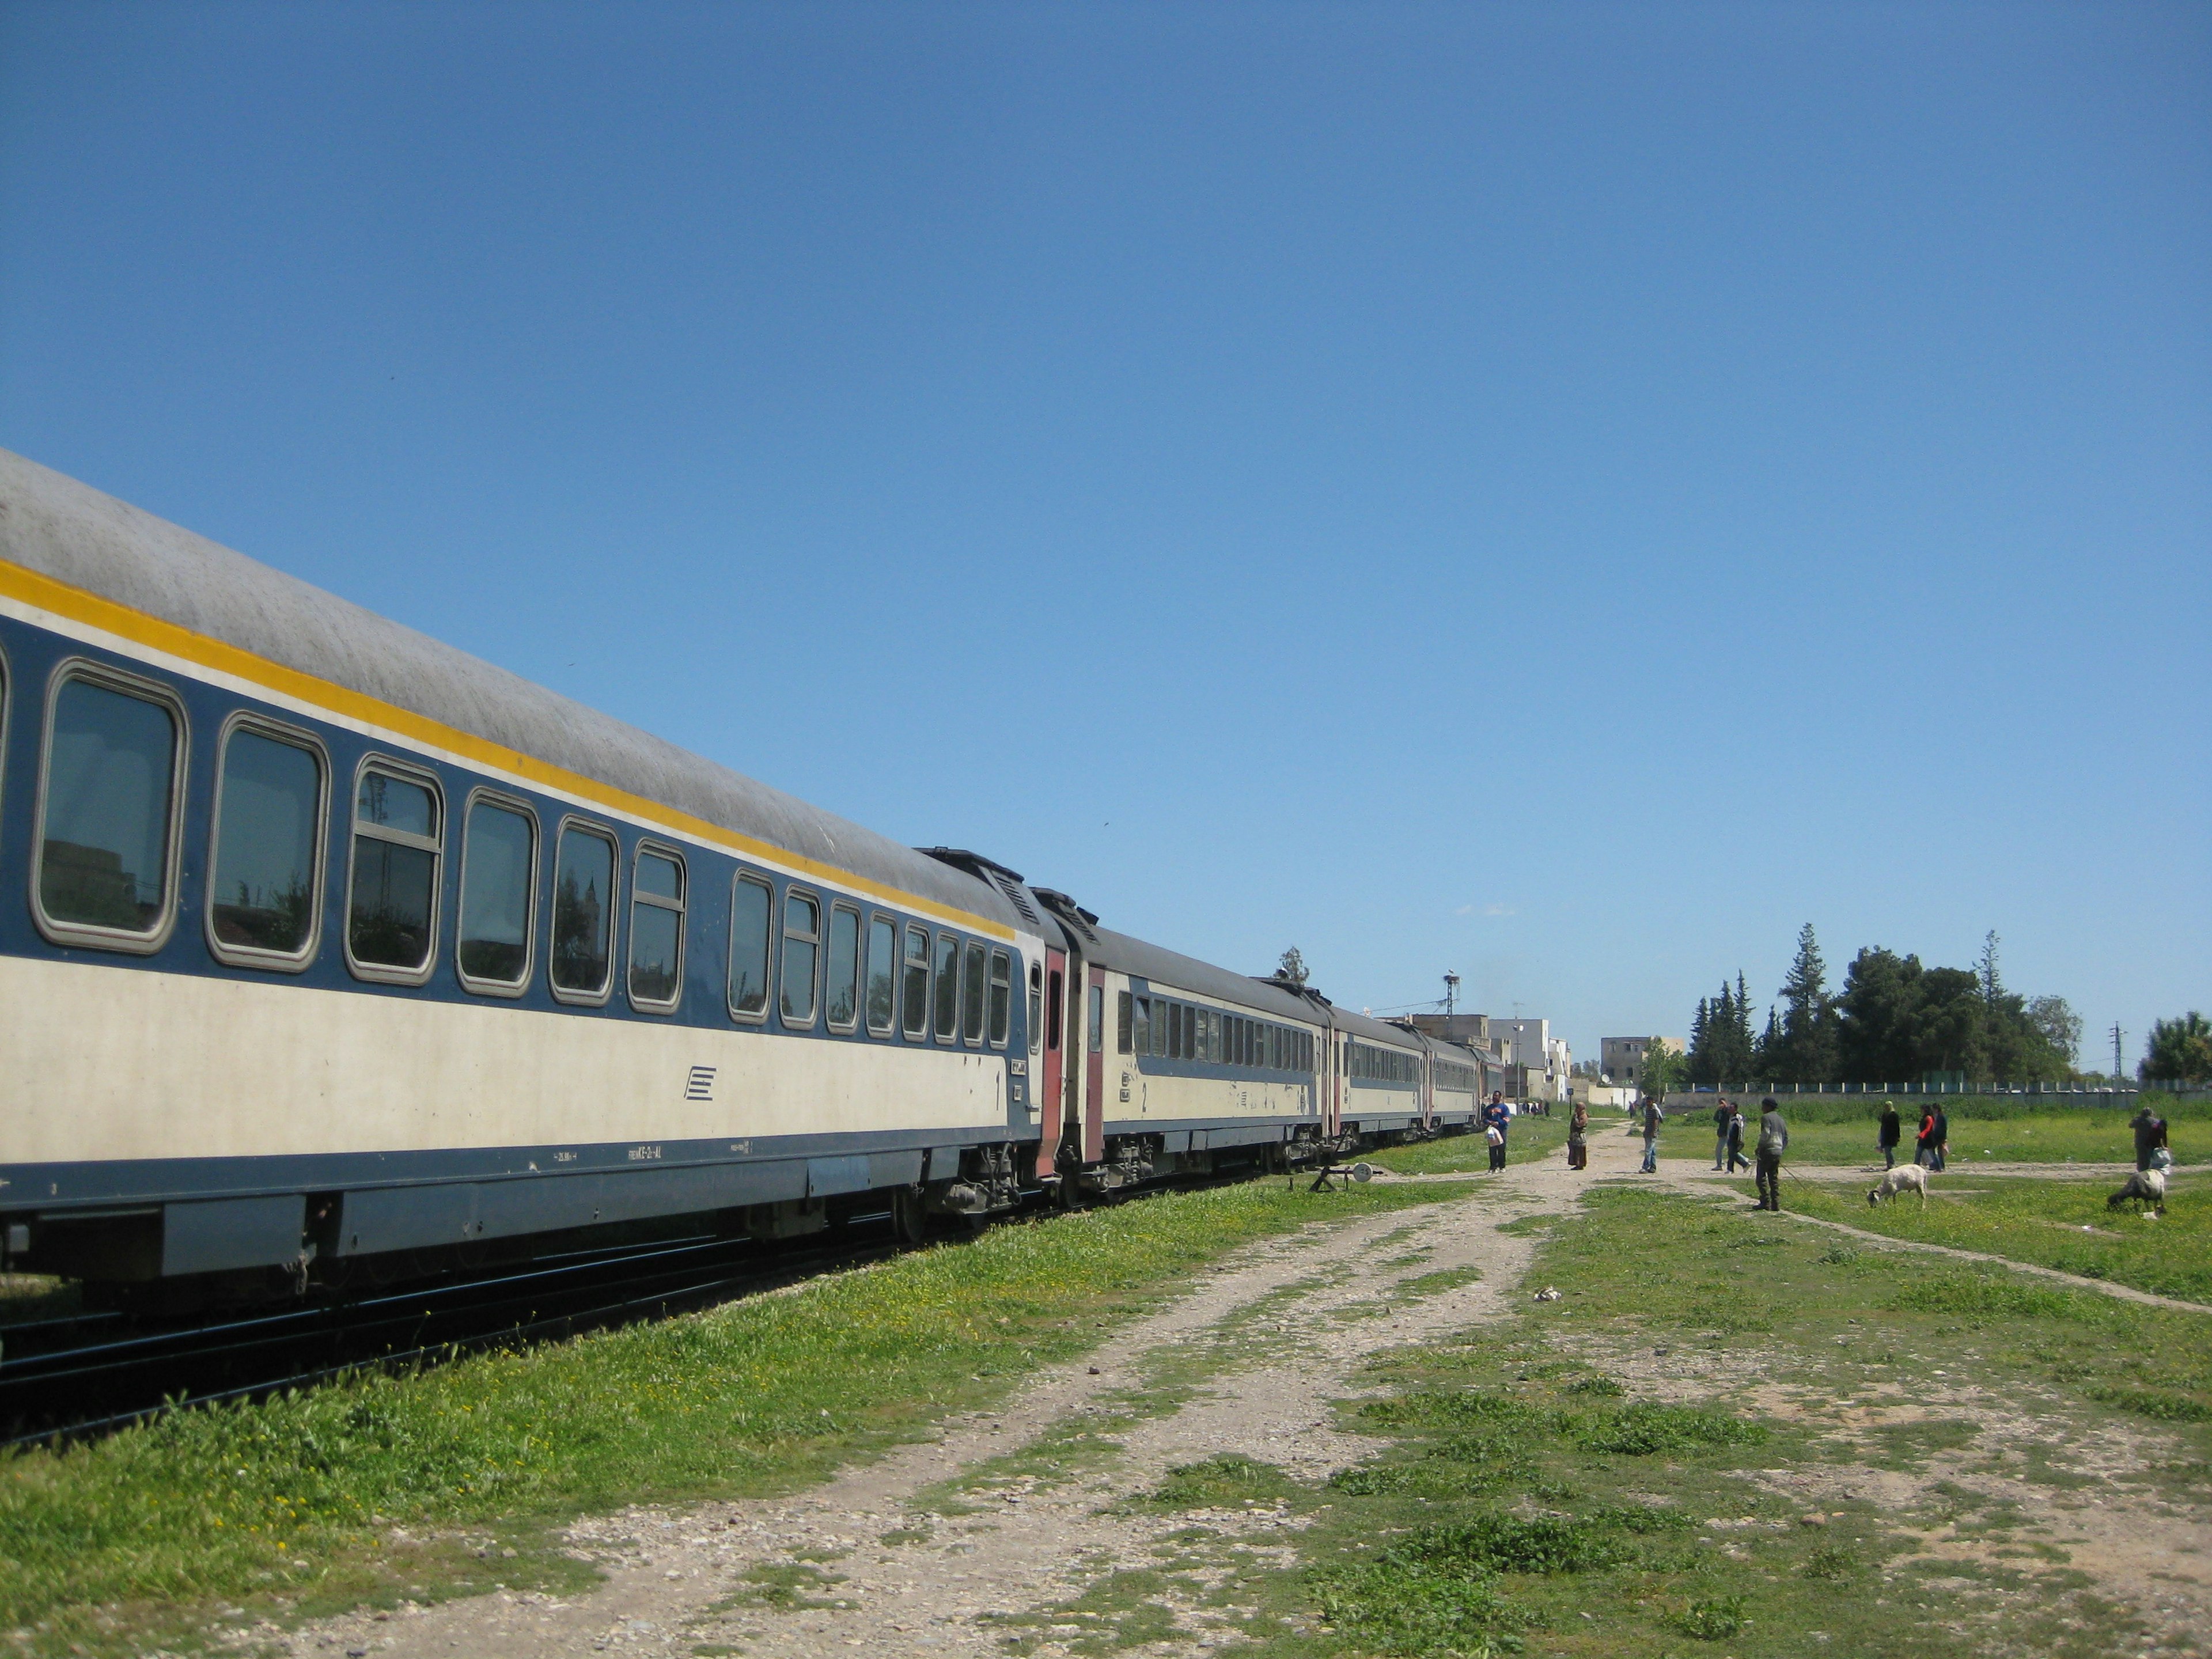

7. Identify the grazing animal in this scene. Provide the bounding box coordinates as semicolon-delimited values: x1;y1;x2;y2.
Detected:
2108;1169;2167;1215
1869;1164;1930;1206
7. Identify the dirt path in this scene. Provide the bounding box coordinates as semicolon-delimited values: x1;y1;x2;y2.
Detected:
276;1162;1582;1659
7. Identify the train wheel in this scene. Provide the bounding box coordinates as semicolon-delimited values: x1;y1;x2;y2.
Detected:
891;1186;927;1247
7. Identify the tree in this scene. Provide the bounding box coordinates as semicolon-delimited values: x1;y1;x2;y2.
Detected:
1767;923;1836;1084
1276;946;1309;988
1639;1040;1686;1098
2027;995;2082;1070
2142;1013;2212;1084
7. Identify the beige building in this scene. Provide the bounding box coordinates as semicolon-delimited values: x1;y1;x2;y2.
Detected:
1601;1036;1683;1086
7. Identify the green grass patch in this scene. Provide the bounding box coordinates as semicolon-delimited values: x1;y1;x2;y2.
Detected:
1146;1453;1301;1508
0;1175;1470;1658
1366;1115;1569;1175
1790;1174;2212;1302
1717;1095;2206;1168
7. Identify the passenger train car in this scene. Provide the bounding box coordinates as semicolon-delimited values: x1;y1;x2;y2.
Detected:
0;450;1486;1304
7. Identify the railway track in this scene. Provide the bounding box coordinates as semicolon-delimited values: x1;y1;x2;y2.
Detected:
0;1219;905;1449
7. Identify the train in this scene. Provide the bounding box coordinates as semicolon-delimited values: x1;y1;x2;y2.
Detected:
0;448;1494;1306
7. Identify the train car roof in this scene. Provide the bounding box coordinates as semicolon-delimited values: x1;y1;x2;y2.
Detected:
1081;925;1320;1022
0;449;1021;934
1334;1006;1429;1049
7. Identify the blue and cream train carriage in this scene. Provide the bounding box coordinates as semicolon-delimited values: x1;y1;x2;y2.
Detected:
0;451;1482;1302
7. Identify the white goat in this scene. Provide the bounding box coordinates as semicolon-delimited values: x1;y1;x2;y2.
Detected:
1869;1164;1929;1207
2108;1168;2167;1215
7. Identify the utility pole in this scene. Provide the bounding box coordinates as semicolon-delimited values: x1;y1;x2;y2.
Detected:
1443;972;1459;1021
2111;1022;2124;1084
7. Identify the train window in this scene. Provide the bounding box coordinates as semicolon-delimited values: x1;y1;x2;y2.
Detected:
1029;960;1044;1054
1086;982;1103;1053
825;903;861;1031
457;793;537;992
866;915;897;1035
726;873;773;1020
628;845;686;1011
962;940;986;1044
551;821;618;1001
345;761;442;981
1182;1005;1196;1062
35;665;185;950
931;932;959;1042
1116;989;1132;1054
1132;995;1150;1056
988;949;1012;1047
903;925;930;1038
780;889;820;1026
207;717;326;968
1166;1002;1181;1059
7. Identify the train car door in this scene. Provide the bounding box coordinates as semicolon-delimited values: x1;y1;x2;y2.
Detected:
1033;948;1067;1179
1084;965;1107;1163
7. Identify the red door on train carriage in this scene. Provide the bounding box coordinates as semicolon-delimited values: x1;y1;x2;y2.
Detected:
1085;964;1107;1163
1034;948;1067;1179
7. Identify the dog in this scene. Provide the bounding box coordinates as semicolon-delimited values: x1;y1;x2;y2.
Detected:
1869;1164;1930;1207
2108;1169;2166;1215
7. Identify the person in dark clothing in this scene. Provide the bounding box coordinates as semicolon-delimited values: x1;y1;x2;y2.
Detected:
2131;1104;2170;1172
1755;1097;1789;1210
1930;1105;1949;1172
1713;1099;1734;1170
1640;1096;1662;1173
1915;1107;1939;1168
1483;1093;1510;1172
1726;1103;1750;1172
1878;1104;1902;1171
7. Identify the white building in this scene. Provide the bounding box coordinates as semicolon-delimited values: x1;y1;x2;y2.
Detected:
1490;1018;1569;1104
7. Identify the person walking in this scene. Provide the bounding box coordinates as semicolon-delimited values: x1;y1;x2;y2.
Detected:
1878;1104;1902;1171
1931;1104;1950;1172
2131;1101;2169;1173
1640;1095;1662;1174
1726;1101;1751;1173
1915;1105;1938;1168
1755;1096;1790;1211
1483;1092;1510;1173
1567;1097;1589;1171
1713;1097;1734;1171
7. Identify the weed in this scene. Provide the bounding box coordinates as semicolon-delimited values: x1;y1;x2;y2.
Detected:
1146;1455;1296;1508
1389;1512;1631;1575
1580;1402;1766;1456
1664;1592;1748;1639
1802;1543;1857;1580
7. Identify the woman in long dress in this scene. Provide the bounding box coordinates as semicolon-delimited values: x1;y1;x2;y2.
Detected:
1567;1098;1589;1171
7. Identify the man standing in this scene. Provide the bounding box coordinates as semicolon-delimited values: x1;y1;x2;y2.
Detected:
1483;1092;1510;1173
1641;1095;1662;1174
1726;1101;1751;1173
1755;1096;1789;1211
2131;1100;2169;1173
1878;1104;1902;1171
1713;1097;1733;1171
1931;1104;1950;1172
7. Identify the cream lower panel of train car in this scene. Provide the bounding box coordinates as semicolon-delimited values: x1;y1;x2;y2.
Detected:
1125;1067;1315;1123
1342;1084;1421;1121
0;957;1003;1163
1434;1089;1479;1120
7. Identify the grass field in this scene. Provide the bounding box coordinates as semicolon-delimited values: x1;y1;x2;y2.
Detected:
1780;1173;2212;1303
1120;1185;2212;1659
0;1177;1470;1659
1669;1093;2203;1168
1366;1113;1570;1175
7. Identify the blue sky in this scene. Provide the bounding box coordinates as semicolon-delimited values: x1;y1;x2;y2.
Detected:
2;1;2205;1070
